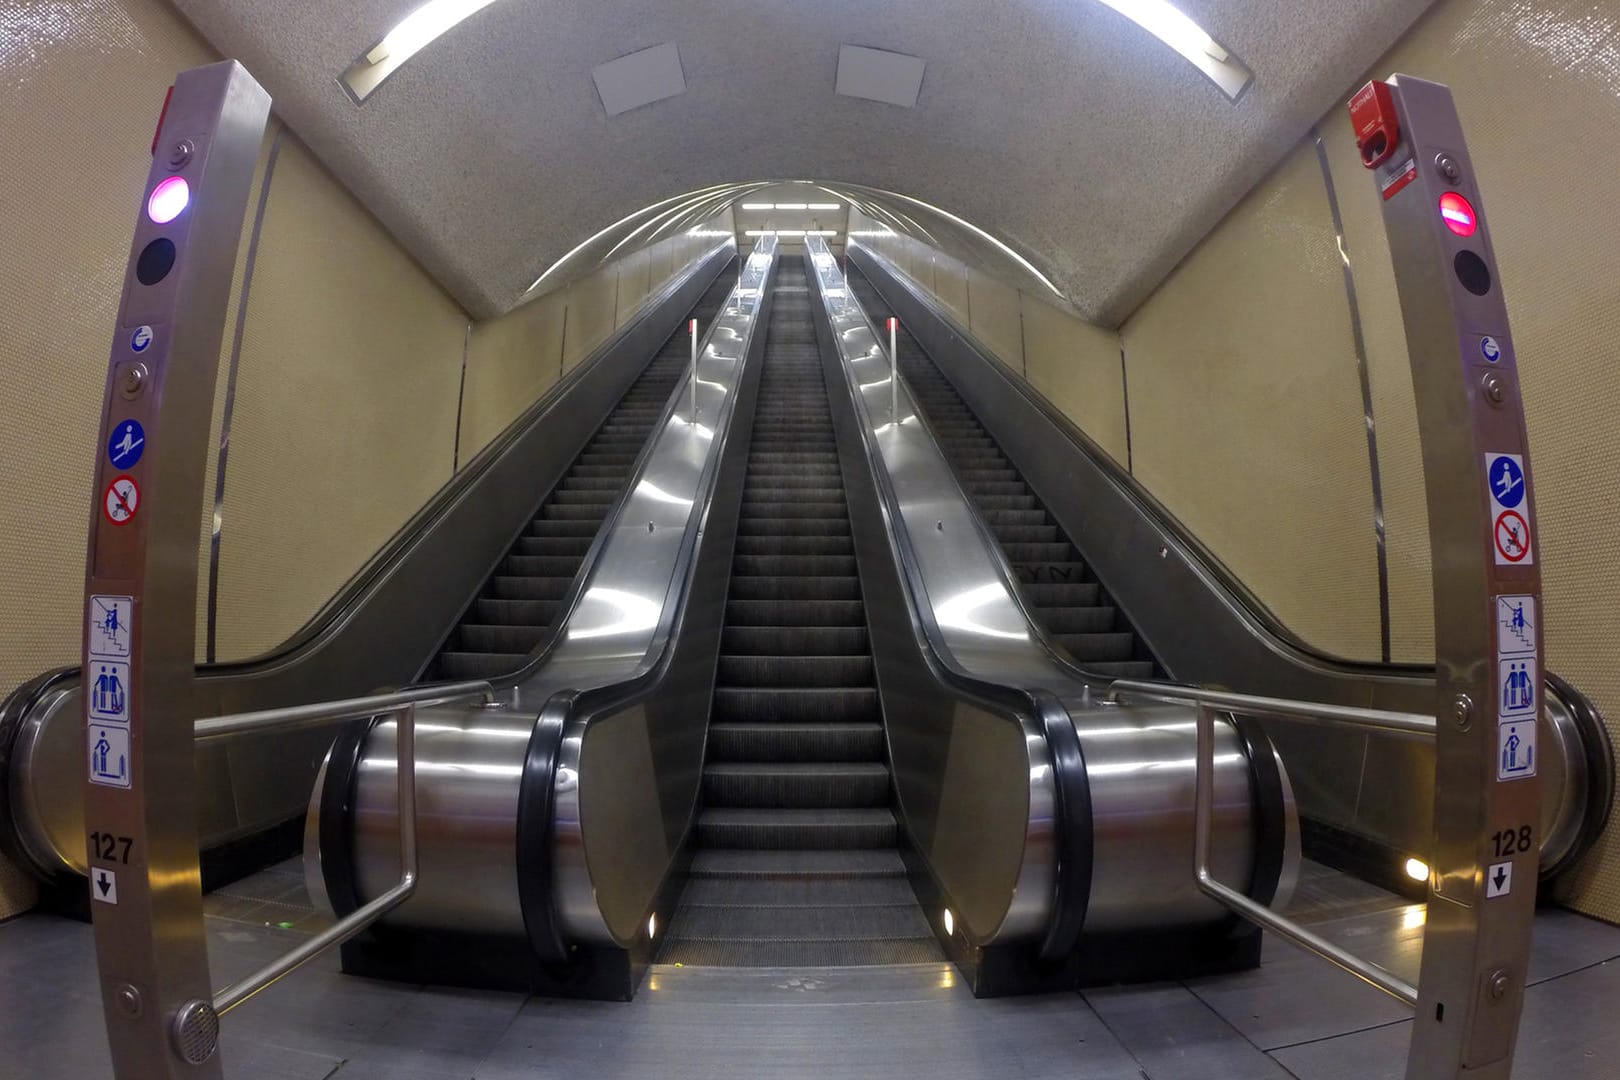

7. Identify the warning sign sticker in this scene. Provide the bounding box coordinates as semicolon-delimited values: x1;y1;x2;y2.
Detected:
1485;453;1533;566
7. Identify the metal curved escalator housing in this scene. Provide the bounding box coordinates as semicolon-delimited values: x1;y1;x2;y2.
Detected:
0;244;738;896
845;243;1612;888
304;241;779;997
805;241;1299;990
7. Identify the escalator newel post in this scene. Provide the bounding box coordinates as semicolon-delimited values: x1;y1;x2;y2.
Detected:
79;62;271;1080
689;317;700;425
1353;76;1541;1079
889;317;899;422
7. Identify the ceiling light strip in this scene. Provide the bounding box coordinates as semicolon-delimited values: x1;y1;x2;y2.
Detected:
342;0;506;102
1093;0;1251;99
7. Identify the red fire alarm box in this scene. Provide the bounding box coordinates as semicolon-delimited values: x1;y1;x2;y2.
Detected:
1349;80;1399;168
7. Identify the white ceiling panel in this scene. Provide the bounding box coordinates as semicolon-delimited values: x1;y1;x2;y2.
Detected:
593;42;687;117
835;44;926;108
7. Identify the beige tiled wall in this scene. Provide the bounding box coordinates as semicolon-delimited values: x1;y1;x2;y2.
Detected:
1020;295;1130;467
1324;0;1620;921
1120;144;1383;662
0;0;216;915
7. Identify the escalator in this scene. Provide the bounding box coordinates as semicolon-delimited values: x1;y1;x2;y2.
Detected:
846;267;1156;679
432;270;738;680
660;259;942;966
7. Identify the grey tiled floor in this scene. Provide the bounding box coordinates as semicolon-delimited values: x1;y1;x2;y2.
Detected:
2;860;1617;1079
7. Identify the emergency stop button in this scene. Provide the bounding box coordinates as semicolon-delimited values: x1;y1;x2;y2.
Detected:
1349;81;1399;168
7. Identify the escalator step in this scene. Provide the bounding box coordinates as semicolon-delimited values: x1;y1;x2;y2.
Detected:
721;625;868;654
716;654;874;687
667;901;931;940
689;848;907;878
488;575;572;601
724;599;867;627
696;808;897;849
454;623;547;654
472;598;560;626
737;516;850;537
707;722;885;762
435;651;531;679
1051;631;1138;662
712;686;880;723
733;534;853;557
1040;607;1119;634
1022;582;1101;607
512;535;594;557
727;576;862;602
702;762;890;808
504;555;585;577
731;554;857;578
677;875;917;907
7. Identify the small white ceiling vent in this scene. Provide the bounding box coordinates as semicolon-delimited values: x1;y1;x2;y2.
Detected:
592;42;687;117
835;45;926;108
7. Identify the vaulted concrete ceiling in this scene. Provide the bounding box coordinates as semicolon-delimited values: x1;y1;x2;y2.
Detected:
171;0;1433;324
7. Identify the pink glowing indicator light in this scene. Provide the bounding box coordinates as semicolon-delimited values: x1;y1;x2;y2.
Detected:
1438;191;1477;237
146;176;190;224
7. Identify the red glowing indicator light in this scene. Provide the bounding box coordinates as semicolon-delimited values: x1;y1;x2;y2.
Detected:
147;176;190;225
1438;192;1477;237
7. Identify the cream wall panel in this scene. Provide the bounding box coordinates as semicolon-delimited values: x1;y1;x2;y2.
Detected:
1021;295;1130;467
0;0;211;696
195;123;281;660
213;137;467;659
614;248;651;330
966;269;1024;374
1321;121;1434;664
1121;145;1382;660
0;0;215;920
932;254;971;325
459;289;568;463
561;265;619;372
1323;0;1620;919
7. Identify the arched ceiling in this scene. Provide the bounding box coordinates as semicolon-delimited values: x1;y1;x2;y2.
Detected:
170;0;1434;324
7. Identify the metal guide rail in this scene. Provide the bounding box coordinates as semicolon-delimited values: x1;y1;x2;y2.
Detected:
197;681;493;1018
1108;678;1428;1005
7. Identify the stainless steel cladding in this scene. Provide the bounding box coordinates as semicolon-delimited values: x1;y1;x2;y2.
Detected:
307;240;779;946
804;237;1297;951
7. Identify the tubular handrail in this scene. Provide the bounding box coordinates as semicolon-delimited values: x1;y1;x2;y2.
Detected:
1106;677;1424;1006
191;679;493;1017
1105;679;1436;741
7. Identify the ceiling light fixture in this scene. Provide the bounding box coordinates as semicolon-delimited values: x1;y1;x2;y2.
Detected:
741;203;775;211
343;0;505;102
1093;0;1251;99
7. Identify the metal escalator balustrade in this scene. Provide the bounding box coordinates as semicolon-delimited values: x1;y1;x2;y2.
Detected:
661;259;943;967
431;271;738;680
846;267;1155;680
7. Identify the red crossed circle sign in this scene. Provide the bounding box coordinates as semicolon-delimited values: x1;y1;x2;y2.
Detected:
1494;510;1529;562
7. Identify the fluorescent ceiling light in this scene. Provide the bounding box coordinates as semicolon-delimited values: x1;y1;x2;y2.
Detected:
806;203;842;210
746;229;839;238
343;0;504;102
775;203;808;211
1093;0;1251;99
741;203;774;210
740;201;844;211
